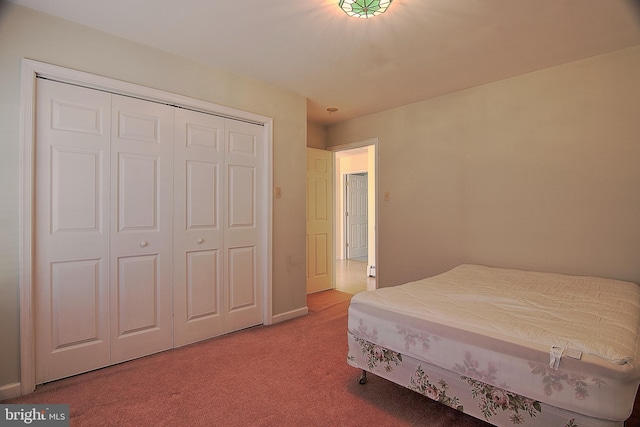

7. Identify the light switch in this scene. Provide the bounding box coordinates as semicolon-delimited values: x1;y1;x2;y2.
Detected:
384;191;390;201
274;187;282;198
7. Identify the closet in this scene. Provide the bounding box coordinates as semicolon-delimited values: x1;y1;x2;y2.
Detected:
34;78;265;384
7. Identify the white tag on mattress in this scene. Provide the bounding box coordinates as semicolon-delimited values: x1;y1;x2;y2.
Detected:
565;348;583;360
549;346;564;370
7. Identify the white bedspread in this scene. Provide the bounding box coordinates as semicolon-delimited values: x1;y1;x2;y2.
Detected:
352;264;640;364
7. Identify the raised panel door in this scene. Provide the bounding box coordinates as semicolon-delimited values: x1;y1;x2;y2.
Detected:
173;109;225;346
109;95;174;363
223;120;264;332
306;148;333;293
347;173;368;259
34;79;111;383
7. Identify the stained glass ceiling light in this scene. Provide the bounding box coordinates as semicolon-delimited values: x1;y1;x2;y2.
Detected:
339;0;393;19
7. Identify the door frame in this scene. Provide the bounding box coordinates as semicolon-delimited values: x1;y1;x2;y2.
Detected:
19;59;274;394
328;138;378;285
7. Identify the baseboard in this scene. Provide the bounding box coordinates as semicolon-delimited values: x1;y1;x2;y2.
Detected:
271;306;308;324
0;382;21;401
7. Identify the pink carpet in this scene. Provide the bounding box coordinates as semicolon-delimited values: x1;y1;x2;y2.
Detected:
5;290;639;426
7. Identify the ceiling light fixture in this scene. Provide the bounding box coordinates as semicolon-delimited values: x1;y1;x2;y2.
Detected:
339;0;393;19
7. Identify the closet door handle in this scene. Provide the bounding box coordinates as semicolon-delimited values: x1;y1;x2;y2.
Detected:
197;238;204;244
139;241;149;248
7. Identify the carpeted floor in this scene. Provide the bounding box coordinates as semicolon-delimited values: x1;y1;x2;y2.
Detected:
4;290;639;426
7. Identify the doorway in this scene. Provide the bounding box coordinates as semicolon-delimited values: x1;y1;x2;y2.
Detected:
332;141;377;294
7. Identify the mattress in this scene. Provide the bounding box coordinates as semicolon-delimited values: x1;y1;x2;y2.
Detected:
347;264;640;422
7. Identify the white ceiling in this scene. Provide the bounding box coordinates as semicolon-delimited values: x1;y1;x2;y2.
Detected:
9;0;640;125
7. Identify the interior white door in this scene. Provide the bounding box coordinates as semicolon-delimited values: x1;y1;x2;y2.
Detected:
306;148;333;293
173;109;225;346
34;79;112;383
223;119;265;332
109;94;175;363
346;173;368;259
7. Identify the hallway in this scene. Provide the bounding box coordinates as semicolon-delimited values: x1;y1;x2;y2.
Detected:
335;258;376;294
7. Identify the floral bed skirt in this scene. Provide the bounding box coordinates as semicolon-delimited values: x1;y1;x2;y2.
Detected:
347;332;624;427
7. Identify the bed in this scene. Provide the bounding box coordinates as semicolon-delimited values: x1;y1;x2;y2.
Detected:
347;264;640;426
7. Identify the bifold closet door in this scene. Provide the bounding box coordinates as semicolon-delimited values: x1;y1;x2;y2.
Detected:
109;94;174;363
34;80;174;382
34;77;266;382
223;119;264;333
173;110;265;345
34;79;112;383
173;109;225;346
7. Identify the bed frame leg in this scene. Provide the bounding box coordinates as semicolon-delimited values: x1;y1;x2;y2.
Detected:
358;370;368;385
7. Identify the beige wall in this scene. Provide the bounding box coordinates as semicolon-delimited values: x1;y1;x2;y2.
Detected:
327;45;640;289
0;4;307;392
306;121;327;149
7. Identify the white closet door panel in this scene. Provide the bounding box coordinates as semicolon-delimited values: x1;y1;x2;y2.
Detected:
51;147;101;232
223;120;264;333
173;109;224;346
116;255;161;335
187;160;219;228
49;260;102;347
228;246;256;309
186;250;219;317
228;165;255;229
35;79;111;383
110;95;174;362
117;153;159;230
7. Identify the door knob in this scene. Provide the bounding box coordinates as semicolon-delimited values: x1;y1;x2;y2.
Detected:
197;238;204;244
140;241;149;247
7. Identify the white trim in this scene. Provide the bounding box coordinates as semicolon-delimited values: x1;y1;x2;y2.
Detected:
262;118;274;325
0;382;22;401
26;60;268;125
270;306;309;324
327;137;378;152
19;59;274;395
19;60;37;396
